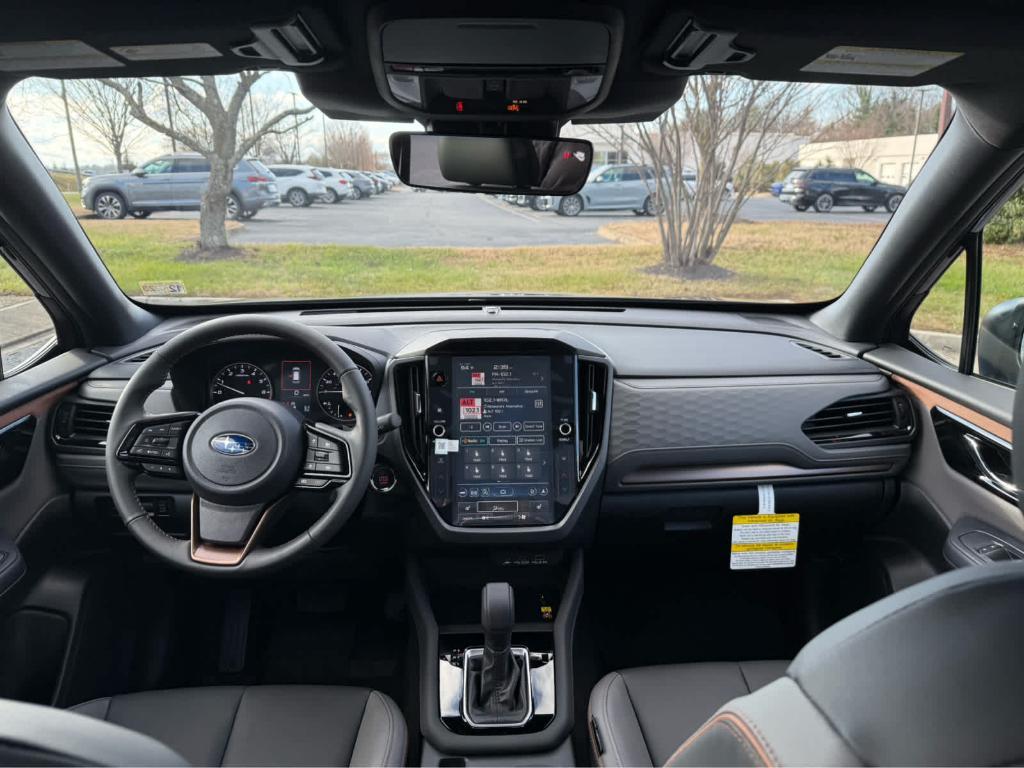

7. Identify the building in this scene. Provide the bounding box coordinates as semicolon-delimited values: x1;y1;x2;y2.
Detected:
797;133;939;186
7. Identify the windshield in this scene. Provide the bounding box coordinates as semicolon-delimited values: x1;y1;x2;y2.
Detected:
8;73;943;305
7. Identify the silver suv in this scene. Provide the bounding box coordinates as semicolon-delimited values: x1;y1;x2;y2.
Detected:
81;153;279;220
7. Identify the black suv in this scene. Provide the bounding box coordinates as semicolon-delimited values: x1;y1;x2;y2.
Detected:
779;167;906;213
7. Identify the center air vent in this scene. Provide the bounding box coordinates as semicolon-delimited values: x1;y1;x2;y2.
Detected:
802;392;914;447
793;341;847;360
577;359;609;478
52;400;114;449
394;361;428;479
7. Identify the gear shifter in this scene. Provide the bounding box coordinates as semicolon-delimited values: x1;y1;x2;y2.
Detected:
464;582;531;726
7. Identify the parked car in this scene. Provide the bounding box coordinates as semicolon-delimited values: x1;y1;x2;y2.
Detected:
315;169;353;203
265;164;328;207
363;172;387;194
81;154;278;220
779;167;906;213
551;164;662;216
341;170;376;199
770;180;784;196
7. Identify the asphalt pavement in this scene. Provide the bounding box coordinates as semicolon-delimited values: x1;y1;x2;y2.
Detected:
142;189;893;249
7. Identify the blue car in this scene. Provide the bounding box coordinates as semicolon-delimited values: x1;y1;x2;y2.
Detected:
770;181;784;196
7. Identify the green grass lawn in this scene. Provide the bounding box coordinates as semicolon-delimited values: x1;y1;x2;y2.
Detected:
1;216;1018;334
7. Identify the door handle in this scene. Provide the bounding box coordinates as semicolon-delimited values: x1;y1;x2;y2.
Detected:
963;433;1018;501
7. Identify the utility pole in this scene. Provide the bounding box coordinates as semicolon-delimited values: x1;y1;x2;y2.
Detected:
162;78;177;153
59;81;82;190
906;89;925;186
291;93;302;162
321;112;329;165
247;93;260;157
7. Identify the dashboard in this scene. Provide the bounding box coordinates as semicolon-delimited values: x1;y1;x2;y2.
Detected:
56;306;918;545
170;340;379;428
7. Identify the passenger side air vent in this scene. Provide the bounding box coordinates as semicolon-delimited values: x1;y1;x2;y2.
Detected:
577;359;609;478
394;361;428;480
52;400;114;449
793;341;847;360
802;393;914;447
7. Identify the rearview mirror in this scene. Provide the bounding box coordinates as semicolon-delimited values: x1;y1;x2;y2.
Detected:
389;133;593;195
978;297;1024;387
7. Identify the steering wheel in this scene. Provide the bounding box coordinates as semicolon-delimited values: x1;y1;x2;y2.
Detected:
104;315;376;575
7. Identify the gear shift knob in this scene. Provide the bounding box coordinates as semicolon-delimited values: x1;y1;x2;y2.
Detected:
481;582;514;654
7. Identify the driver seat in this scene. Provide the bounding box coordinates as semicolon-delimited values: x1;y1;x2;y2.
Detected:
0;685;406;767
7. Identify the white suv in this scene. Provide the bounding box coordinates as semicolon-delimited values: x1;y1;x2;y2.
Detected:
316;169;355;203
265;164;328;207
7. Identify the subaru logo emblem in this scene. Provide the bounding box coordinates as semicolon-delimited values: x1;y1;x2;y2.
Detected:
210;433;257;456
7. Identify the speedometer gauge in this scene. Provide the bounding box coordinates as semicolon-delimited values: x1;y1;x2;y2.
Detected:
210;362;273;403
316;365;372;425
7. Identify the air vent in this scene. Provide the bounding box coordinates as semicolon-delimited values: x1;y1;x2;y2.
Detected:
394;361;428;479
52;400;114;449
802;393;914;447
794;341;847;360
577;359;609;478
124;349;155;363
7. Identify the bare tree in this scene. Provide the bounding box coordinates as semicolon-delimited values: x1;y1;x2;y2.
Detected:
48;79;146;171
317;122;374;169
101;73;314;252
608;76;816;272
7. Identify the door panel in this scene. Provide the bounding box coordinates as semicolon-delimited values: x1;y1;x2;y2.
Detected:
867;344;1021;550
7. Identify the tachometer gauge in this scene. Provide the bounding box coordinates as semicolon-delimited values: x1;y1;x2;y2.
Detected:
317;365;372;425
210;362;273;403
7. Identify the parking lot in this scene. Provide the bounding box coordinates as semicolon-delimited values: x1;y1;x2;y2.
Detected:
139;189;894;249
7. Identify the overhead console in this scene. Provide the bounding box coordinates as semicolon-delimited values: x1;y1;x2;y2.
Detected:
368;7;623;124
391;334;610;543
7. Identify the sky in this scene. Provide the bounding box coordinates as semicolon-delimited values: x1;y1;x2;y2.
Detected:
6;70;416;171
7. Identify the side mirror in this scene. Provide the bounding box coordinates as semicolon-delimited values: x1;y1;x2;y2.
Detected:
132;168;146;177
978;297;1024;387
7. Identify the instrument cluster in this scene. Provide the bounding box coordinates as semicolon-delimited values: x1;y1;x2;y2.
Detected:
172;340;378;428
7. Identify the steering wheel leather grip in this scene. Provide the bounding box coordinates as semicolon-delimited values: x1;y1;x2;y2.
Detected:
104;315;376;576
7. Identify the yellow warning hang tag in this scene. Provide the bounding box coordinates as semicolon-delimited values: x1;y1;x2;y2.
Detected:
730;514;800;570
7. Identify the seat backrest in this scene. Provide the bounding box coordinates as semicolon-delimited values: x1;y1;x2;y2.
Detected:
666;368;1024;767
0;698;187;766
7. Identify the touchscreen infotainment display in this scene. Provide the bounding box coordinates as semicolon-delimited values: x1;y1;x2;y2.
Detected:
451;356;554;525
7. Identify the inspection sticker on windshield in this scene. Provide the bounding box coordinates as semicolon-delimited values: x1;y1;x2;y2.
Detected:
802;46;962;77
730;514;800;570
139;280;187;296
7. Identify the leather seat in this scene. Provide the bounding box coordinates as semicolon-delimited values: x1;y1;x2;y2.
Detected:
589;661;788;766
69;685;407;767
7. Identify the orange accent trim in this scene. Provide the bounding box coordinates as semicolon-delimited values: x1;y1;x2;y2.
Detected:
893;375;1012;444
665;712;774;767
189;494;278;566
0;382;76;430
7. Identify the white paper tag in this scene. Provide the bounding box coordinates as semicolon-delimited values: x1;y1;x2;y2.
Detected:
801;46;962;77
730;514;799;570
757;484;775;515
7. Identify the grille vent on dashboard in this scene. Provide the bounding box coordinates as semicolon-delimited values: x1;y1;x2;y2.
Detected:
793;341;847;360
802;393;914;447
577;359;609;478
52;400;114;449
394;361;428;479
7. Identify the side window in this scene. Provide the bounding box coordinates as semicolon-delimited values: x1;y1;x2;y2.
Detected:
0;257;57;377
141;158;173;174
909;185;1024;389
855;171;876;184
173;158;211;173
620;168;642;182
910;252;967;367
977;190;1024;388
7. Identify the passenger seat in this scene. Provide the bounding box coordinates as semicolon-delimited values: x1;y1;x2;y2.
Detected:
589;661;788;766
